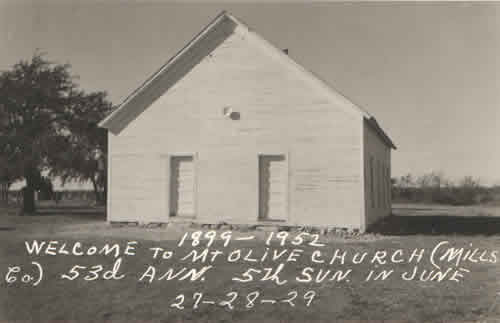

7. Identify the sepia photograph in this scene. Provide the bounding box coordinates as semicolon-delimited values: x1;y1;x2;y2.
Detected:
0;1;499;322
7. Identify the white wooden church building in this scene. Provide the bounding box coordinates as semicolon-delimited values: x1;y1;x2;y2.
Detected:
99;11;396;232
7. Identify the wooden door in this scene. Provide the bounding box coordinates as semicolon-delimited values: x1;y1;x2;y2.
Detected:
170;156;195;217
259;155;287;221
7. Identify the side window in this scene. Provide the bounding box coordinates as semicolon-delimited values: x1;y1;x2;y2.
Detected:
384;164;388;208
382;163;387;208
370;156;374;208
377;160;381;208
386;165;391;207
380;162;384;208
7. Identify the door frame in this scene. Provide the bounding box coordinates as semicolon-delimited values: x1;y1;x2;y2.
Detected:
257;152;290;222
165;152;198;219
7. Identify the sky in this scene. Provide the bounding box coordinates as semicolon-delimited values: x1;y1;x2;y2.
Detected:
1;1;499;186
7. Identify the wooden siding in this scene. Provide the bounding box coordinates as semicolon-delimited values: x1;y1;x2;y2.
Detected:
109;154;167;223
109;24;364;228
363;119;392;228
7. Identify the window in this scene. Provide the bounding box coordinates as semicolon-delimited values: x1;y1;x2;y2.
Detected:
385;163;388;208
370;156;374;208
381;162;385;208
377;160;381;208
386;165;391;207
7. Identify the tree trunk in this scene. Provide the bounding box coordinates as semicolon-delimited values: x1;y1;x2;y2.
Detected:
90;177;103;205
23;184;36;215
22;167;38;215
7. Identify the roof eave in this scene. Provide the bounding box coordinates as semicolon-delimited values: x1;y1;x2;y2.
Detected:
98;10;230;131
365;117;397;150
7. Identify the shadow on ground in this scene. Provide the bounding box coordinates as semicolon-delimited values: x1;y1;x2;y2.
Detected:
19;205;107;219
6;203;105;216
369;215;500;236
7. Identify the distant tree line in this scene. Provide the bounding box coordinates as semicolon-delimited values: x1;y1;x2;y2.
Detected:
391;172;500;205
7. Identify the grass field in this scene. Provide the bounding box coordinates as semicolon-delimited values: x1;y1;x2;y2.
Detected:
1;202;500;323
393;203;500;218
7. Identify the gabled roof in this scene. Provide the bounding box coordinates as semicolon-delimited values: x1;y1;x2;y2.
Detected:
99;11;396;149
365;117;396;149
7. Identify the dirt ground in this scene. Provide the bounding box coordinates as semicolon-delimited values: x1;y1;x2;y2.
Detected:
1;203;500;323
